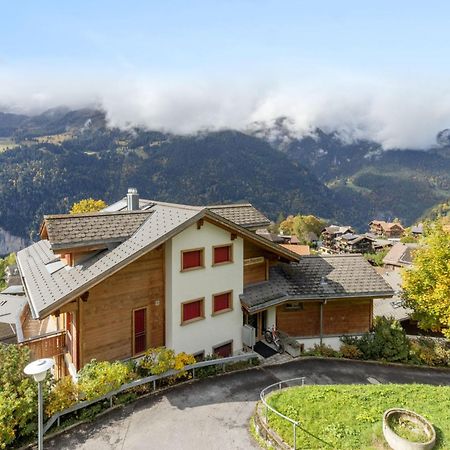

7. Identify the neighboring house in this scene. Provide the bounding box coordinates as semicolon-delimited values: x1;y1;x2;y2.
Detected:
373;269;412;325
255;229;285;244
280;244;310;256
5;264;21;287
335;233;375;254
0;294;27;344
320;225;354;253
383;242;419;270
241;254;393;350
4;189;393;377
369;220;405;239
411;223;424;237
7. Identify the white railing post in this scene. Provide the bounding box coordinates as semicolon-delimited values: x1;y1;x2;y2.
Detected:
293;423;297;450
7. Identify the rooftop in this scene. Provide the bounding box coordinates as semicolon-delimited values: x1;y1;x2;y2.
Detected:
240;254;393;313
104;197;270;230
42;210;153;251
18;201;297;319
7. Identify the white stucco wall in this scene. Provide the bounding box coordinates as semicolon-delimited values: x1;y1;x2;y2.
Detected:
266;306;277;330
165;221;244;355
296;335;364;351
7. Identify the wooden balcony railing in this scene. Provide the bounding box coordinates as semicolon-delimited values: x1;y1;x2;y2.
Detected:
20;330;66;360
20;330;67;379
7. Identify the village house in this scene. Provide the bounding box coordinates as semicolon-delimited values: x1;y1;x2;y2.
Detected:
320;225;354;253
0;190;393;377
335;233;375;254
369;220;405;239
382;242;419;271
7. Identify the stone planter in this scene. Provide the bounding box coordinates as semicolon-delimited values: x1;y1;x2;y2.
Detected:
383;408;436;450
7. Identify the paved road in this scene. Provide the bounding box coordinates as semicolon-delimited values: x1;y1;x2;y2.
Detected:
46;359;450;450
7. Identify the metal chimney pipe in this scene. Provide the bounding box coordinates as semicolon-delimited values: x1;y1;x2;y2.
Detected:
127;188;139;211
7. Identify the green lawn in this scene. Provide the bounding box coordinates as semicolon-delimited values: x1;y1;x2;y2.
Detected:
264;384;450;449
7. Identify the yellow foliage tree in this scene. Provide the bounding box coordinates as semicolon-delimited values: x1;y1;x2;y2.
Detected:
402;221;450;337
70;198;106;214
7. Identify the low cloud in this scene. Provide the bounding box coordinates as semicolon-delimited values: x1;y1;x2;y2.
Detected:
1;68;450;149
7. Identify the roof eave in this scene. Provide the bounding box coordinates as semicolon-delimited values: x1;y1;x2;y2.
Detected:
241;290;394;314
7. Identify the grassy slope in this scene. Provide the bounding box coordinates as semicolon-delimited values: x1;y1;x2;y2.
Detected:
266;384;450;449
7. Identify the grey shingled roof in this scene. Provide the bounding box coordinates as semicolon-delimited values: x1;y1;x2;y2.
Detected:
0;293;27;324
18;203;202;318
18;202;298;319
104;197;270;230
43;210;153;250
383;242;419;267
240;255;394;313
206;204;270;229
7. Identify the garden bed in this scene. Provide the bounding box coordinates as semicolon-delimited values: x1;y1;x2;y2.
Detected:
261;384;450;449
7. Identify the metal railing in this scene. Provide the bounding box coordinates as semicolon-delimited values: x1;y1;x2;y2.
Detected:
260;377;306;450
44;352;259;435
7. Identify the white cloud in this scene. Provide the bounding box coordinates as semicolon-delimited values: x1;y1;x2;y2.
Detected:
1;67;450;149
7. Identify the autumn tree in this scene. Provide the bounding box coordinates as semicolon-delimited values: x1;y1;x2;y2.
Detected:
279;215;295;235
402;221;450;337
70;198;106;214
293;215;327;244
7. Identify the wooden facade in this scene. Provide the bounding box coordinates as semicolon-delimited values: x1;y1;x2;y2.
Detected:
71;245;165;368
276;298;372;337
243;241;271;286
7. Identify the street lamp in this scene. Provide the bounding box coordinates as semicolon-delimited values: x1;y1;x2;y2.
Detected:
24;358;54;450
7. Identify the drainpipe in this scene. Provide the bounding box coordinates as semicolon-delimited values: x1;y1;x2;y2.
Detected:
319;299;327;346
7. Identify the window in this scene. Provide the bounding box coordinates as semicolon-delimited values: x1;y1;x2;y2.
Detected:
181;298;205;324
213;341;233;358
213;244;233;265
193;351;205;362
133;308;147;355
181;248;204;271
212;291;233;315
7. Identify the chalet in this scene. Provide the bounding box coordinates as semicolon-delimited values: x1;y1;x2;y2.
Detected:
320;225;354;253
335;233;375;254
369;220;405;239
1;190;393;377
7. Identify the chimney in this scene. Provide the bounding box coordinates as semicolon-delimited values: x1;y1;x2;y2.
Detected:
127;188;139;211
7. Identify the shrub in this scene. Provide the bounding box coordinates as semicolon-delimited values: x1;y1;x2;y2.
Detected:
310;344;339;357
410;338;450;367
78;360;135;400
139;347;176;375
346;317;411;362
0;344;51;449
139;348;196;378
340;343;363;360
195;353;221;378
46;376;79;416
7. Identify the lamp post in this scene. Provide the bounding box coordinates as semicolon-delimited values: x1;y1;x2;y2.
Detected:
24;358;54;450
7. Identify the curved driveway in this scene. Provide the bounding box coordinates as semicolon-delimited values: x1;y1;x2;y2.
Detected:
46;358;450;450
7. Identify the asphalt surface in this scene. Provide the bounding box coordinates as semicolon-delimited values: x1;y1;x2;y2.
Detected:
45;358;450;450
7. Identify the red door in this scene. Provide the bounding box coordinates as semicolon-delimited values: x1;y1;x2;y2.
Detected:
133;308;147;355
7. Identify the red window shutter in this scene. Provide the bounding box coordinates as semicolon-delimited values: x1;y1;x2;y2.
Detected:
183;300;202;321
183;250;202;269
134;309;147;354
213;342;232;358
213;292;230;312
214;246;230;264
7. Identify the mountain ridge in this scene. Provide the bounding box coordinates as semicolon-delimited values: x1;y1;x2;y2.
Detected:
0;107;449;253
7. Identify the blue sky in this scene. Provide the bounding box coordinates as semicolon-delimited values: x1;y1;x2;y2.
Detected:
2;1;449;75
2;1;450;147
